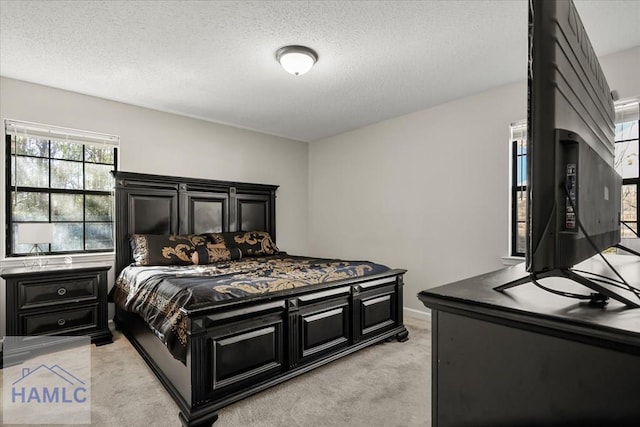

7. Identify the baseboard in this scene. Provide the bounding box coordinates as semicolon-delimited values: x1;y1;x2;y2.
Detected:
403;306;431;321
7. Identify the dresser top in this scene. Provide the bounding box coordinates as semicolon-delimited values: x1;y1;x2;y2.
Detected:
418;255;640;348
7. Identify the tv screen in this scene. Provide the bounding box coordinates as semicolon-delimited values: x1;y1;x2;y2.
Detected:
497;0;639;307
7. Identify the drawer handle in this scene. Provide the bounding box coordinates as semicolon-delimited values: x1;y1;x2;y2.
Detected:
57;287;67;296
57;318;66;326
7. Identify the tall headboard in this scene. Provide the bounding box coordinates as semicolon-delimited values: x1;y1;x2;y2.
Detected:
114;171;278;275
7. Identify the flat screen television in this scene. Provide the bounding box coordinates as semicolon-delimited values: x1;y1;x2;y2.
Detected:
496;0;639;307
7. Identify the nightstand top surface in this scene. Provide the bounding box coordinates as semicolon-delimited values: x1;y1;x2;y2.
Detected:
1;262;111;278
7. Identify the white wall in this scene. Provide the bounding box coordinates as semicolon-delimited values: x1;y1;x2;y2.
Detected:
308;46;640;314
0;76;309;337
601;47;640;104
309;82;526;313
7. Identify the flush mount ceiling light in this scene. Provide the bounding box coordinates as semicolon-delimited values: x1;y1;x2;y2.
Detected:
276;45;318;76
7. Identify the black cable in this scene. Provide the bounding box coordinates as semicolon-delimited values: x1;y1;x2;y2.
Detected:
621;220;640;238
571;267;639;292
571;268;626;286
529;273;592;300
573;270;640;297
563;182;640;300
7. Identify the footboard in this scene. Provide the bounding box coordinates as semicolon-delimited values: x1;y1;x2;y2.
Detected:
115;270;407;426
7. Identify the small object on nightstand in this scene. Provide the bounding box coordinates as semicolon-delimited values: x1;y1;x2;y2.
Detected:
17;223;54;269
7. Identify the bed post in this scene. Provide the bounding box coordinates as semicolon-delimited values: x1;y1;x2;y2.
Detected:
351;284;363;344
396;276;409;342
287;298;300;369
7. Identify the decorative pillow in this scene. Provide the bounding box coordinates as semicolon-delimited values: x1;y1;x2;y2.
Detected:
204;232;226;246
191;242;241;265
130;234;206;266
213;231;279;258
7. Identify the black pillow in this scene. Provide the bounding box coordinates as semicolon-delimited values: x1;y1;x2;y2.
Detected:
191;242;241;265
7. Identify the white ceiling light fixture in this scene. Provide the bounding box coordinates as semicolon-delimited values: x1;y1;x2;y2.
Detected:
276;45;318;76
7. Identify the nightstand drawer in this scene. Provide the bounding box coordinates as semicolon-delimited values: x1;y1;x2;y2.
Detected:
22;305;98;335
19;276;99;310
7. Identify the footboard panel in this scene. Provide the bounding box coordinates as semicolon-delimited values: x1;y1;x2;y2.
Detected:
359;284;398;338
300;301;350;358
296;285;352;364
211;315;285;390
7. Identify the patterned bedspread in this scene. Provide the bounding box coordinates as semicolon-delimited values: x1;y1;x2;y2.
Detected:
109;254;389;362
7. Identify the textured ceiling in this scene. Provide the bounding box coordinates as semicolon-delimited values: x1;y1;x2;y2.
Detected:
1;0;639;142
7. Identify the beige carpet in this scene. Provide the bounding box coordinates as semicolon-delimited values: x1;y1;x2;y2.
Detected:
1;316;431;427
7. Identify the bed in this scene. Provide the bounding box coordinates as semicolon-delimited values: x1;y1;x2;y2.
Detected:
110;171;408;426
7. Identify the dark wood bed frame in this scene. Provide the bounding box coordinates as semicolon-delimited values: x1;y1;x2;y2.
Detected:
112;171;408;426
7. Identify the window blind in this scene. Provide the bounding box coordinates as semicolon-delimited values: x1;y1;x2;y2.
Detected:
615;100;639;123
5;119;119;148
510;120;527;141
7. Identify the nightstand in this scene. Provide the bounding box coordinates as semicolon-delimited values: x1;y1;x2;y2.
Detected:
2;264;113;346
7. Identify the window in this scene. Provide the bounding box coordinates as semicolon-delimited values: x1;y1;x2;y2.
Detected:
509;101;640;257
615;102;640;239
5;120;119;256
510;121;527;256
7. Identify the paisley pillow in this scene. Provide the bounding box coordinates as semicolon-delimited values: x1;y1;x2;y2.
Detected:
130;234;205;266
209;231;279;258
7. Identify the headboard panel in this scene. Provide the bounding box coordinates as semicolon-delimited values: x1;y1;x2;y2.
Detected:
114;171;278;275
236;193;272;232
181;190;229;234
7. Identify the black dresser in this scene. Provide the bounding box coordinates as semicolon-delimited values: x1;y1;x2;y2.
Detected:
418;255;640;427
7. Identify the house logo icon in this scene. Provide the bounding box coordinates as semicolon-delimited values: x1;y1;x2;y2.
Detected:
11;364;88;404
2;336;92;424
